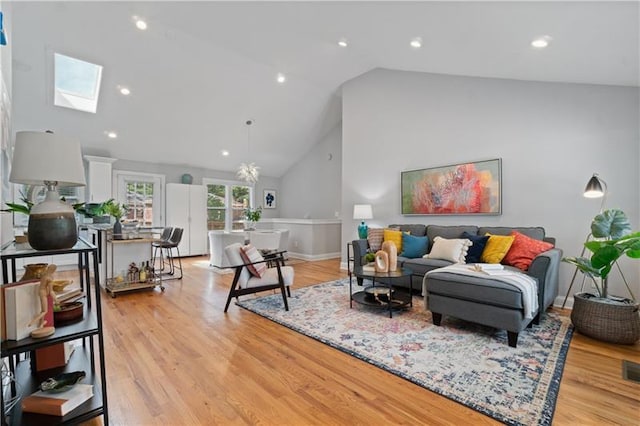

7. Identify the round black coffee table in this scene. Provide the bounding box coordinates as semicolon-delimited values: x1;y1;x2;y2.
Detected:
350;267;414;318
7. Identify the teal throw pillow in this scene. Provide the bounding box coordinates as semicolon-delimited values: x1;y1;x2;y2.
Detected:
400;234;429;258
461;231;489;263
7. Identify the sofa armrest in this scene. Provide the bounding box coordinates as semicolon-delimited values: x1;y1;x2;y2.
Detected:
526;247;562;310
351;239;369;271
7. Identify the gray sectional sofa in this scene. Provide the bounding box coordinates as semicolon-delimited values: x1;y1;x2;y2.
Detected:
351;224;562;347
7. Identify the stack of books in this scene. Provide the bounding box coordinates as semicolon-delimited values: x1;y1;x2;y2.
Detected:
54;286;84;305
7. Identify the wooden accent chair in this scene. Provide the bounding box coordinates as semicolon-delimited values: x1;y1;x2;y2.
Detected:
223;243;294;312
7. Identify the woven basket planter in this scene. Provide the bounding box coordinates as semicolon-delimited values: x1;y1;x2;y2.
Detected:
571;293;640;344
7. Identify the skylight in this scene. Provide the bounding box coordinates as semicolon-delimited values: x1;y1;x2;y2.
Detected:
54;53;103;113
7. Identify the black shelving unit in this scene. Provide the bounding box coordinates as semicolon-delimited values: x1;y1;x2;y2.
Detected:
1;237;108;425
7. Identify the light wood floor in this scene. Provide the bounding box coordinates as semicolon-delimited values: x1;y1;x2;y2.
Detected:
70;257;639;425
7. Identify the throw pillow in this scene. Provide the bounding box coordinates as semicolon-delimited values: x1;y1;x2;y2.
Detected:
367;228;385;252
503;231;554;271
480;233;515;264
425;237;472;263
383;228;405;252
400;233;429;259
461;232;489;264
239;244;267;278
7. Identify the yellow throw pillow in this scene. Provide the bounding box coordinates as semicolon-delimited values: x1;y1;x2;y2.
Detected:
481;233;515;263
383;228;404;253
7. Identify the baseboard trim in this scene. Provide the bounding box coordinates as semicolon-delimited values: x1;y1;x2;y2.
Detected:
287;251;341;261
553;295;573;309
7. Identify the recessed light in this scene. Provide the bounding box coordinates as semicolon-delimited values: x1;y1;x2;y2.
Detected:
531;36;552;49
276;73;286;84
410;37;422;49
106;131;118;139
119;87;131;96
221;150;230;157
338;39;348;47
134;18;147;30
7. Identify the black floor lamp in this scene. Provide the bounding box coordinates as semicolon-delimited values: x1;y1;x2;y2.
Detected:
561;173;607;308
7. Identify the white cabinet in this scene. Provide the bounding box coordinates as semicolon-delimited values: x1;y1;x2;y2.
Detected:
84;156;117;203
166;184;207;256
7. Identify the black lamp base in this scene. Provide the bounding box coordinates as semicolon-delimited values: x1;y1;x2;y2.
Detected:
28;211;78;250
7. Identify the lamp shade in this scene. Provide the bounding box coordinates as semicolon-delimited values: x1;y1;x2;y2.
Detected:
10;131;86;187
353;204;373;220
584;174;605;198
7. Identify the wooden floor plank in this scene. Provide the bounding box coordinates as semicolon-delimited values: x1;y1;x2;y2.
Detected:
54;257;639;425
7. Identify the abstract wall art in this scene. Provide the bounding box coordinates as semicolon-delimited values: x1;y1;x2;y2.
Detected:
401;159;502;215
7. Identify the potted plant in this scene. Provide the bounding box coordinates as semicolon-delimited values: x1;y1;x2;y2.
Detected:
2;190;86;216
563;209;640;344
74;201;110;223
244;206;262;230
102;199;127;235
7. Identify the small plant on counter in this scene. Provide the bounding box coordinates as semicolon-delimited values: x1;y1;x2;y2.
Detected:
102;199;127;221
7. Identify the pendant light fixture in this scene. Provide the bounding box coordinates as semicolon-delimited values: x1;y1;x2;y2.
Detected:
237;119;260;184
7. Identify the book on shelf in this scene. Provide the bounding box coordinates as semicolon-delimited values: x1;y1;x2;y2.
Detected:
3;280;42;341
34;342;76;372
21;384;93;416
55;286;84;304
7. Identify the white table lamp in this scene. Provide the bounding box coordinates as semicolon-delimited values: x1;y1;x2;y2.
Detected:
9;131;86;250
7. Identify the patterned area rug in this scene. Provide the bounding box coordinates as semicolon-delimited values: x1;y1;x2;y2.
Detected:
237;279;573;426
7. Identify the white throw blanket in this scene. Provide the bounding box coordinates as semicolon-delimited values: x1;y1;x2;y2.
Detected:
424;264;539;319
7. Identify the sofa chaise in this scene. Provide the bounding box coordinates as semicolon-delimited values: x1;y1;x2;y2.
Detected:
351;224;562;347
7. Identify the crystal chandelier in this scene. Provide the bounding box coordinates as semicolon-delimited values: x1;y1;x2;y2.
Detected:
237;119;260;183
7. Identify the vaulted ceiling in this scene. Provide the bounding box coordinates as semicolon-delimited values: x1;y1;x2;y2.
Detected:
9;1;639;178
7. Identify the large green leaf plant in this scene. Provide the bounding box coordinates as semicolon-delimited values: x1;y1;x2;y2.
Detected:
563;209;640;300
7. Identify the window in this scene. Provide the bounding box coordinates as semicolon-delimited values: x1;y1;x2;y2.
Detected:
12;184;82;227
124;181;154;227
114;171;164;227
54;53;103;113
204;179;253;232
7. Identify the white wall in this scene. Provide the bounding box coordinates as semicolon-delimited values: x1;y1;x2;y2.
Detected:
341;68;640;302
279;123;342;219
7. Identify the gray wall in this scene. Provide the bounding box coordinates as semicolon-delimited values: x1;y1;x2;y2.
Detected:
279;123;342;219
107;157;281;218
0;0;12;247
341;68;640;302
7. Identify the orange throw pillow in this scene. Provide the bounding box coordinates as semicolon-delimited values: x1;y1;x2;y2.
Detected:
503;231;554;271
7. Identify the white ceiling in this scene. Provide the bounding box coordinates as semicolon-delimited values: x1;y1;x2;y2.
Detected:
9;1;639;178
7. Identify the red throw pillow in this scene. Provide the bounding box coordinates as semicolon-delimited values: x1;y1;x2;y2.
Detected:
239;244;267;278
503;231;554;271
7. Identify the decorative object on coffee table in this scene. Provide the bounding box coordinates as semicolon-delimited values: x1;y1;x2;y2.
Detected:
374;250;389;272
381;240;398;271
563;209;640;344
353;204;373;239
9;131;86;250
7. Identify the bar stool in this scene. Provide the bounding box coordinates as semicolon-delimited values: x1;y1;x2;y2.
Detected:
156;228;183;280
152;227;173;266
